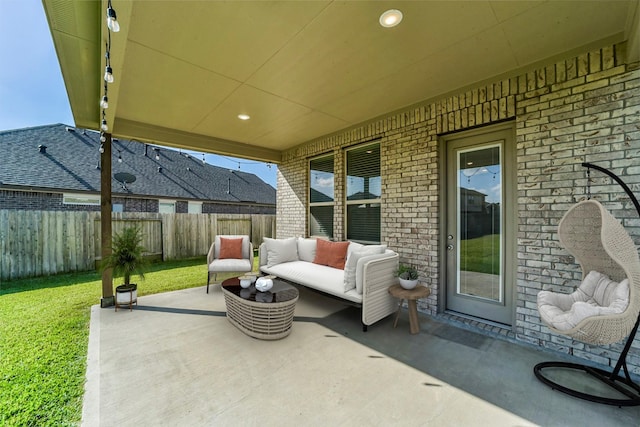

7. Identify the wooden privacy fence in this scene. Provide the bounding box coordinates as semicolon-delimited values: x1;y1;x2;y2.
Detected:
0;210;275;282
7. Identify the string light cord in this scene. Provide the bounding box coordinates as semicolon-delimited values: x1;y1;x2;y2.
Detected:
99;2;119;142
461;165;499;183
214;154;273;170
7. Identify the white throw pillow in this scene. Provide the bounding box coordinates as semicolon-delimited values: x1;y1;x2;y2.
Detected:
264;237;298;267
346;241;364;259
297;238;317;262
607;278;630;312
343;245;386;292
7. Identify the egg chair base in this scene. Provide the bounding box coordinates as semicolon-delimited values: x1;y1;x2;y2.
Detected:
534;317;640;407
534;362;640;407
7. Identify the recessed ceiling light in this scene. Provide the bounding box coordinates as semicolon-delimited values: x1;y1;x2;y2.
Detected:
379;9;403;28
238;114;250;121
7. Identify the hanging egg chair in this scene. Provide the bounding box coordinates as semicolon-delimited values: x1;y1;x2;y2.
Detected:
534;163;640;406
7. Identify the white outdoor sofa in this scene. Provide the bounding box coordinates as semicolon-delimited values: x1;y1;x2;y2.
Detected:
259;237;399;331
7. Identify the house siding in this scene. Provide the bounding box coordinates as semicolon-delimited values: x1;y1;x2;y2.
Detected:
277;42;640;374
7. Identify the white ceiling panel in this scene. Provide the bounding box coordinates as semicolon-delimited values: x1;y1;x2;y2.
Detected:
43;0;638;162
117;42;242;132
193;84;314;142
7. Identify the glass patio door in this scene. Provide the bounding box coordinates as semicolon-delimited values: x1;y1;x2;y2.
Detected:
444;125;515;325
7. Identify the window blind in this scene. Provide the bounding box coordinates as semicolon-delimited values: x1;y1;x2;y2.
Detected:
309;155;334;238
346;143;380;243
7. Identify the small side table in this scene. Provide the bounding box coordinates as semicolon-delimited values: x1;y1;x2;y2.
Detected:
388;284;430;334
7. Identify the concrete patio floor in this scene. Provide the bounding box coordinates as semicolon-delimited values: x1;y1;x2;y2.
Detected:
83;284;640;426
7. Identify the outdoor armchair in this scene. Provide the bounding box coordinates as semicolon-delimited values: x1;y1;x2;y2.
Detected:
206;235;253;293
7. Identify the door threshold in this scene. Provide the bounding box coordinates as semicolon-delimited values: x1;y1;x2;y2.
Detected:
438;311;516;341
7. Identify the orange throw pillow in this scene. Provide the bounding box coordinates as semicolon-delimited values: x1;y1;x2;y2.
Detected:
219;237;243;259
313;239;350;269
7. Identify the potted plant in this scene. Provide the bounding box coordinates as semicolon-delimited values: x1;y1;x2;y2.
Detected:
101;225;148;310
395;264;419;289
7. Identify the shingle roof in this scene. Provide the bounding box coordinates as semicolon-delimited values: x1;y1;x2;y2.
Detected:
0;124;275;205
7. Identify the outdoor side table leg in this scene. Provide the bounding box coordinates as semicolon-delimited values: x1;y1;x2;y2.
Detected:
408;299;420;334
393;299;404;328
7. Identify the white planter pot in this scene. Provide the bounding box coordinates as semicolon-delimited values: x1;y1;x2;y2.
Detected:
399;278;418;290
115;284;137;308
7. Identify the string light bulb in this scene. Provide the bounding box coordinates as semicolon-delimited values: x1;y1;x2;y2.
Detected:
99;143;105;154
100;95;109;109
104;66;114;83
106;2;120;32
202;153;206;164
155;151;160;161
101;119;108;132
100;133;106;143
118;152;123;163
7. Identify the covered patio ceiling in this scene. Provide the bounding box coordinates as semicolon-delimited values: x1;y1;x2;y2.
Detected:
43;1;639;164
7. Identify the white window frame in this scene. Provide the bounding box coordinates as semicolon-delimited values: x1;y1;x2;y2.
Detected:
62;193;100;206
188;201;203;214
158;199;176;214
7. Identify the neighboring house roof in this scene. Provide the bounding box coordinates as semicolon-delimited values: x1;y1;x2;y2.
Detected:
310;188;333;203
347;191;379;201
460;187;487;198
0;124;275;205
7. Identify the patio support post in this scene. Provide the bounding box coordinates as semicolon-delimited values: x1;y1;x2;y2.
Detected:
100;132;114;307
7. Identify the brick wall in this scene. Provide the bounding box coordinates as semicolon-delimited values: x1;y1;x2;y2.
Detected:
0;190;274;215
0;190;70;211
203;202;275;214
278;42;640;373
115;197;158;213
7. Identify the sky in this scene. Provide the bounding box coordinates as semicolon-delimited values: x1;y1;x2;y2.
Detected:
0;0;277;188
460;167;501;204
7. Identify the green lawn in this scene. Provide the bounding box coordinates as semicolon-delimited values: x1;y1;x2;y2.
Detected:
459;234;501;274
0;256;257;426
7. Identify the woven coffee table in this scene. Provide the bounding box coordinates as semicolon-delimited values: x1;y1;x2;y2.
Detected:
221;277;299;340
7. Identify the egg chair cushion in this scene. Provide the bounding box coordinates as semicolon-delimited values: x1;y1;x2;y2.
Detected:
538;271;630;331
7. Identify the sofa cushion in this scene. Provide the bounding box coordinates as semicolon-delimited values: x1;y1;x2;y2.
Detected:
261;261;362;303
297;238;317;262
313;239;349;269
209;258;252;273
344;245;386;291
264;237;298;267
219;237;243;259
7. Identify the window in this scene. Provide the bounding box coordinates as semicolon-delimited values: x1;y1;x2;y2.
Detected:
309;155;334;239
63;193;100;206
158;200;176;214
188;201;202;214
112;204;124;213
346;143;380;244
